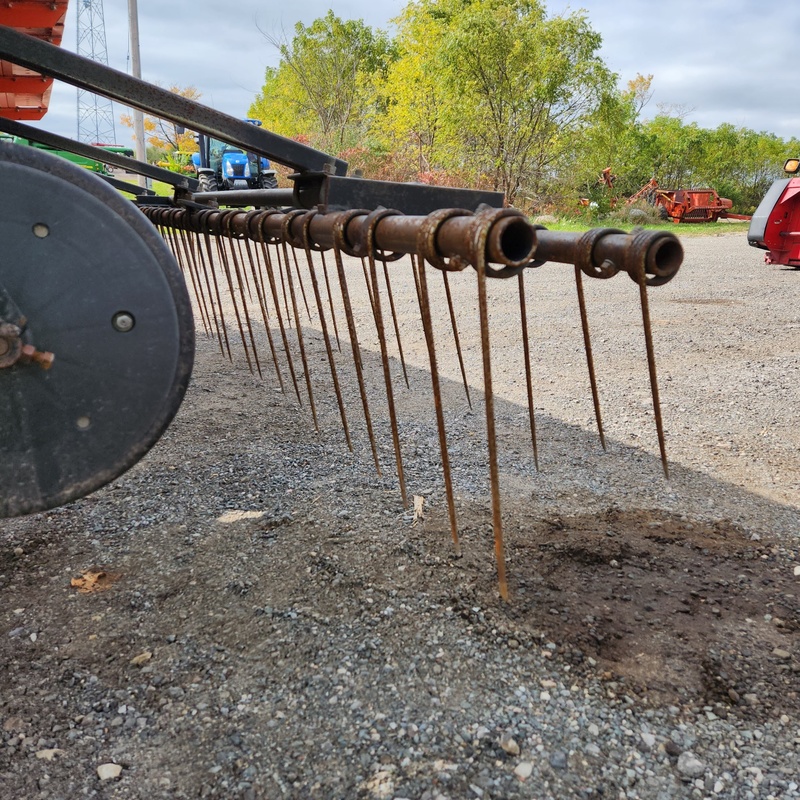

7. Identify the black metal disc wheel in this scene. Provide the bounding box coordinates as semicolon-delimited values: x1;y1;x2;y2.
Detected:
0;142;194;517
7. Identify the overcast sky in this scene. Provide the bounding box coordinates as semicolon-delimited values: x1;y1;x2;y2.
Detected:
24;0;800;148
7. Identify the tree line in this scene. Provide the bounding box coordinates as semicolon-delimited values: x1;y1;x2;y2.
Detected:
248;0;797;214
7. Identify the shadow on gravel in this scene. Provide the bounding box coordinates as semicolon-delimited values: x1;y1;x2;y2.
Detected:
215;332;800;717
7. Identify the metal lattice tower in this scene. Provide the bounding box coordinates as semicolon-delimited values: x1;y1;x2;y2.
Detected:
76;0;117;144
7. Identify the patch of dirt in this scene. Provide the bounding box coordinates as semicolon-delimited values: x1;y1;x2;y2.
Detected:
422;505;799;715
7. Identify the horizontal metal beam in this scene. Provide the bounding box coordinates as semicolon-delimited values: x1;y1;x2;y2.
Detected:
186;177;505;215
294;173;505;214
100;173;156;196
0;116;197;190
191;188;297;207
0;25;348;176
0;5;67;30
2;106;46;120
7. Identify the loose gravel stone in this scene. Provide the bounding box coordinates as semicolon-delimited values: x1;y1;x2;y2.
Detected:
514;762;533;781
96;763;123;781
500;734;520;756
677;751;706;779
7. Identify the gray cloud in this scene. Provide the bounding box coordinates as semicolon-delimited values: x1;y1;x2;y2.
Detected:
562;0;799;140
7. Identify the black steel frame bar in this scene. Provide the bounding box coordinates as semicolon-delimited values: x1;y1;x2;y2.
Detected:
0;25;348;176
100;173;156;196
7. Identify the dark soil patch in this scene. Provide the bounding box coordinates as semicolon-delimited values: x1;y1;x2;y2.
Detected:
429;505;799;716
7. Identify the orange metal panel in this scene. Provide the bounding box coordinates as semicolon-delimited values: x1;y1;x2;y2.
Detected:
0;0;69;119
1;106;47;120
0;75;48;92
0;3;68;30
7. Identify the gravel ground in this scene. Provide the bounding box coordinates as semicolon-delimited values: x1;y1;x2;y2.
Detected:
1;230;798;799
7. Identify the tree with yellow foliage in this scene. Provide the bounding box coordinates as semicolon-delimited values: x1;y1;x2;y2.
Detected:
119;84;202;158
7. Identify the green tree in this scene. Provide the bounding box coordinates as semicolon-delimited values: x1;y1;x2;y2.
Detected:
119;84;201;156
378;3;450;176
249;12;395;154
630;118;797;213
697;125;793;211
382;0;614;206
576;76;654;205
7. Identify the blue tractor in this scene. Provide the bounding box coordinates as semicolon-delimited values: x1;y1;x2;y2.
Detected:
191;119;278;192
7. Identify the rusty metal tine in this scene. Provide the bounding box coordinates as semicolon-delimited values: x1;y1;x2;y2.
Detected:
159;221;185;279
290;244;313;322
215;232;254;374
258;239;304;405
226;226;263;379
201;228;233;361
574;266;606;451
517;273;539;470
280;240;319;430
192;227;225;353
235;237;254;302
360;256;376;313
476;258;509;601
243;237;285;391
303;244;352;450
176;231;211;336
442;272;472;410
159;222;177;259
380;256;410;389
162;223;182;271
413;255;460;555
319;251;342;352
275;242;293;326
176;226;212;338
332;243;382;475
197;229;226;356
368;249;408;508
636;269;669;478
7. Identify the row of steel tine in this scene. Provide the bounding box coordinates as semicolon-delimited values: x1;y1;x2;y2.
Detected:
143;205;670;601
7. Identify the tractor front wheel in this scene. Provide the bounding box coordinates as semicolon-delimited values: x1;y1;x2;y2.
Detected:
197;173;219;193
259;173;278;190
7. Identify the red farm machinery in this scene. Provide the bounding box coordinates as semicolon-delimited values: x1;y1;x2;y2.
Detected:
0;0;67;120
748;157;800;268
627;177;749;224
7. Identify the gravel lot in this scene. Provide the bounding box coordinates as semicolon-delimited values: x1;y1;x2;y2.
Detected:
1;230;798;799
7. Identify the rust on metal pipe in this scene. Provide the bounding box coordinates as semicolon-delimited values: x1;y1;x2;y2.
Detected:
534;228;683;285
143;207;683;283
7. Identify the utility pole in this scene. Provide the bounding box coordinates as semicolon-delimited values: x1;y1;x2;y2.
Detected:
127;0;147;185
76;0;116;144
